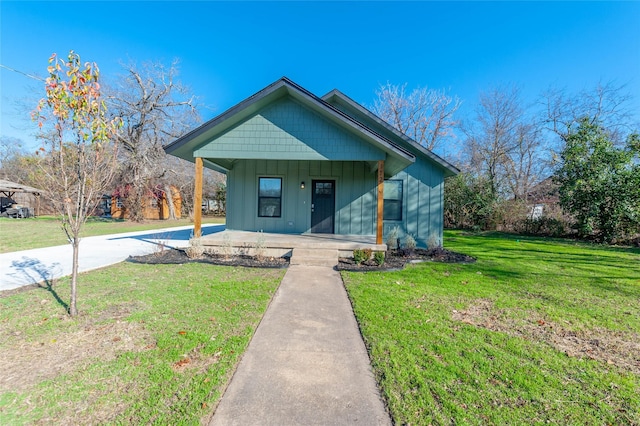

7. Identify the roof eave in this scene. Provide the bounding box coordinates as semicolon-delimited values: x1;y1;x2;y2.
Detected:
322;90;460;177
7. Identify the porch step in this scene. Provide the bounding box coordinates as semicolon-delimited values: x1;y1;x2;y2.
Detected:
290;248;339;267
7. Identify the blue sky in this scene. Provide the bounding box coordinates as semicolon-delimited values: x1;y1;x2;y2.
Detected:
1;1;639;153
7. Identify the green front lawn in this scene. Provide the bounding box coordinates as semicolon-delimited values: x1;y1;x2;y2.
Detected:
2;231;638;424
0;262;283;424
343;231;640;425
0;216;225;253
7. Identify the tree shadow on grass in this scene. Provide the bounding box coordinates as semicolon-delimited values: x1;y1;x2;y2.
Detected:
9;257;69;312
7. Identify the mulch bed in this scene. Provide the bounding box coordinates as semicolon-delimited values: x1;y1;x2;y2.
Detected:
337;247;476;272
128;247;474;271
127;248;290;268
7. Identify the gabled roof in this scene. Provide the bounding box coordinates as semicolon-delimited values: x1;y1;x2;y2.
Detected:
165;77;417;176
322;89;460;177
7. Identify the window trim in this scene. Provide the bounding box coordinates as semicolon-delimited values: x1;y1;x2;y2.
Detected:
383;179;403;221
257;177;283;218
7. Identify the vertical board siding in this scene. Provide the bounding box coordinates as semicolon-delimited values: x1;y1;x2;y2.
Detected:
382;158;445;248
228;157;444;245
228;159;377;235
341;161;354;233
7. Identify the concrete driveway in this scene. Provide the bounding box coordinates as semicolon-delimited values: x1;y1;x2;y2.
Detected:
0;224;224;292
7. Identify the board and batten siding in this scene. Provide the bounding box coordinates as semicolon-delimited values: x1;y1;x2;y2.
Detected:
226;159;377;235
383;159;445;248
226;157;445;247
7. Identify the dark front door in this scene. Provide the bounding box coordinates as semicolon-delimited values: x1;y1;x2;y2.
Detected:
311;180;335;234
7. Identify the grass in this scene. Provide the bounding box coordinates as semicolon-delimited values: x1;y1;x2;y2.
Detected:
0;216;225;253
343;231;640;425
0;261;284;424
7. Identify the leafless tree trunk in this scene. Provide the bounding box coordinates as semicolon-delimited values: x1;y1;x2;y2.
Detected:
107;60;199;221
503;123;546;201
164;184;177;220
33;140;119;315
161;154;225;221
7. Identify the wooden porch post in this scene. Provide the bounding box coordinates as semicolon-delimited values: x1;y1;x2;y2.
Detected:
376;160;384;245
193;157;203;238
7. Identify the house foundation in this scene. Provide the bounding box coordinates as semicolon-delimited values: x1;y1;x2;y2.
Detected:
201;230;386;259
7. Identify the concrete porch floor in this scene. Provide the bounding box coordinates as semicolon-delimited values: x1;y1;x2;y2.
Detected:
201;230;386;258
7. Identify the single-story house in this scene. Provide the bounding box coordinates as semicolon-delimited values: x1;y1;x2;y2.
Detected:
164;77;458;247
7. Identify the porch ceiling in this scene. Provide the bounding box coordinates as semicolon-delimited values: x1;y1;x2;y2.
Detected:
200;156;408;178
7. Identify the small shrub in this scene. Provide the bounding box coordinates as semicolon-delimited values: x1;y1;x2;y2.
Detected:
404;234;417;249
254;235;266;261
353;248;372;264
386;226;400;250
400;234;417;256
152;231;172;256
185;237;205;259
221;234;233;260
373;251;385;266
427;234;441;249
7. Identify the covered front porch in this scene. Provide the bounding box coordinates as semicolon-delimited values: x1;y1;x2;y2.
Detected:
201;229;386;260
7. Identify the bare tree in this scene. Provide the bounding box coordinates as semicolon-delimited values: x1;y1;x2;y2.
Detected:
0;137;29;182
540;80;637;145
503;123;546;201
372;82;462;154
464;86;522;197
106;60;199;221
32;51;120;316
463;85;545;200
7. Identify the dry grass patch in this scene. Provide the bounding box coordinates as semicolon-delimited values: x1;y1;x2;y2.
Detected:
452;298;640;374
0;319;152;392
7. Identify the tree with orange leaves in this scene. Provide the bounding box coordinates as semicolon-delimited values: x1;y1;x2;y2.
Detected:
32;51;121;316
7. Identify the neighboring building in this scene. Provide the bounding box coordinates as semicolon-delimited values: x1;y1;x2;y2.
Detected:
0;179;43;217
525;177;560;219
165;78;458;247
108;186;182;220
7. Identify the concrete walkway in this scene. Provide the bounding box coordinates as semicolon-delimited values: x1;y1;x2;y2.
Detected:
210;264;391;425
0;224;224;291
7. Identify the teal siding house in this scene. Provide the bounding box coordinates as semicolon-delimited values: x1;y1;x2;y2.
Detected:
165;78;458;247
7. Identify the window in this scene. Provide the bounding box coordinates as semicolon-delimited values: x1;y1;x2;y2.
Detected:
258;177;282;217
314;182;333;195
383;180;403;221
